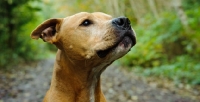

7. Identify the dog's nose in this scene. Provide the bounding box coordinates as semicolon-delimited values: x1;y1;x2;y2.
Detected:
112;17;131;30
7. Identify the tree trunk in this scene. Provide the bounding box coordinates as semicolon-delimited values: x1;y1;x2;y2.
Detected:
147;0;159;19
173;0;189;30
6;2;15;50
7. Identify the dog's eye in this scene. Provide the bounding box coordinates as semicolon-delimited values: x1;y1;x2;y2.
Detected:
80;19;92;26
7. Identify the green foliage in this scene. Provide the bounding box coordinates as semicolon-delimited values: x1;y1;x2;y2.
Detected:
0;0;48;68
185;7;200;55
120;1;200;85
135;55;200;85
121;12;180;67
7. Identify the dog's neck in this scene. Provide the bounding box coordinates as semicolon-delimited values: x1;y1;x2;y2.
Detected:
49;50;106;102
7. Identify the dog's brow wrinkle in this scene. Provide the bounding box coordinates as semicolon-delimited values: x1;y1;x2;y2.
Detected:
69;45;73;49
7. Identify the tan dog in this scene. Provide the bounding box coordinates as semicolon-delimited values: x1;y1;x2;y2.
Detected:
31;12;136;102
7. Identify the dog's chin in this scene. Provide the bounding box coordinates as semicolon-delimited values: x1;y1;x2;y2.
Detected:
118;36;133;48
97;34;135;58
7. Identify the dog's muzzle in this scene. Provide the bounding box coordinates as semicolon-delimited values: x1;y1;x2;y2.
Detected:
97;17;136;58
112;17;136;47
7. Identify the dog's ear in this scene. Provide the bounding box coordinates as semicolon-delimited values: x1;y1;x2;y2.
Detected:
31;18;63;43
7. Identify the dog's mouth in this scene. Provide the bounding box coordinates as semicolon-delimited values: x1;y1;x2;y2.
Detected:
97;30;136;58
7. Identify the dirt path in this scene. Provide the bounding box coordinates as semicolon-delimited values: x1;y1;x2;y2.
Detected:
0;58;199;102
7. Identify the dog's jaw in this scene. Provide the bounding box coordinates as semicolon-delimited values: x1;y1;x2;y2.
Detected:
95;17;136;59
96;29;136;59
112;29;136;57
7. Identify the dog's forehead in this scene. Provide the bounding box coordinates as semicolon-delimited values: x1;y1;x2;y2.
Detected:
64;12;112;21
61;12;113;29
92;12;112;20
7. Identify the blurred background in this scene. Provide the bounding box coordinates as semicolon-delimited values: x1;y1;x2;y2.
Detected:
0;0;200;102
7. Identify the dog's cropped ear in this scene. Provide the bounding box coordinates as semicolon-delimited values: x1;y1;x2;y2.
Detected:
31;18;63;43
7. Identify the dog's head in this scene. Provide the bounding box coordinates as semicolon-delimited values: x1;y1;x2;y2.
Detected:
31;12;136;68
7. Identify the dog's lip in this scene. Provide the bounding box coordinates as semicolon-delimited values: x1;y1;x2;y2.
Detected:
97;30;136;58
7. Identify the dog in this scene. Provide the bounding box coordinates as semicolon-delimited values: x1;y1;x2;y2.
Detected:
31;12;136;102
